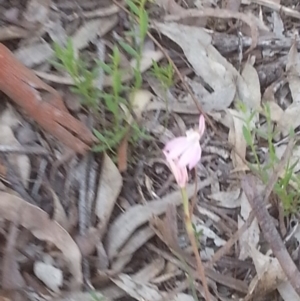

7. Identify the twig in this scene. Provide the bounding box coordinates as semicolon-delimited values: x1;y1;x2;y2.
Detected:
242;175;300;295
0;43;95;154
31;158;48;198
68;4;120;20
249;0;300;20
0;145;49;155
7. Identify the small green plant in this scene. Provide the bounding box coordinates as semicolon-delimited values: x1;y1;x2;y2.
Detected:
239;102;300;214
52;40;130;153
121;0;149;89
51;0;152;155
151;60;174;90
52;40;100;109
151;61;174;115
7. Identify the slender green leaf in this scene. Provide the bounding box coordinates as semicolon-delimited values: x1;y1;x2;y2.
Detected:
242;125;253;146
125;0;139;15
119;41;138;58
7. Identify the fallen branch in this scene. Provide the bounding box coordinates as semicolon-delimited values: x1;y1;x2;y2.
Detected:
241;139;300;295
0;43;95;154
242;175;300;295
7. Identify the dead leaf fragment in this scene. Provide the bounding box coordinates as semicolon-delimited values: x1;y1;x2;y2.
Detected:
111;274;165;301
0;125;30;188
237;59;261;110
238;192;260;260
227;109;249;171
277;43;300;134
2;223;25;291
96;153;123;237
154;22;236;112
14;42;53;67
209;188;241;208
34;261;63;293
72;17;118;51
246;245;287;298
0;192;82;289
22;0;51;28
52;292;110;301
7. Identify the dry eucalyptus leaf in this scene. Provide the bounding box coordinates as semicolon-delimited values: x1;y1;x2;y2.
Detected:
75;227;99;257
121;89;153;125
33;261;63;293
277;104;300;135
96;153;122;236
277;43;300;134
72;17;118;51
0;25;28;41
172;294;196;301
96;241;109;270
182;81;235;112
227;109;249;171
130;89;153;120
267;101;284;123
22;0;51;27
144;121;175;144
111;274;194;301
0;192;82;289
277;281;300;301
45;18;67;46
14;42;53;67
134;258;165;281
276;144;300;173
102;259;164;300
272;11;284;38
2;224;25;291
50;189;68;230
153;22;236;111
192;217;226;246
52;292;110;301
246;245;287;299
0;106;21;128
111;226;155;272
286;42;300;104
238;191;260;260
237;59;261;110
130;49;164;73
105;179;212;259
0;126;30;188
209;188;241;208
110;274;165;301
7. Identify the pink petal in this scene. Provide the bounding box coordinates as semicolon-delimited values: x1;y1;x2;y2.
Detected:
163;137;189;159
166;156;188;187
188;146;202;170
178;143;201;170
198;115;205;137
177;165;188;187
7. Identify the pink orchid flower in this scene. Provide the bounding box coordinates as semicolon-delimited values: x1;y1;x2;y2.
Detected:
163;115;205;171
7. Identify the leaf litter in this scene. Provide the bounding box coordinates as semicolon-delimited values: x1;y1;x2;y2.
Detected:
0;0;300;300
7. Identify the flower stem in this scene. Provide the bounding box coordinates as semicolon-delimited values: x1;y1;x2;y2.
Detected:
181;188;212;301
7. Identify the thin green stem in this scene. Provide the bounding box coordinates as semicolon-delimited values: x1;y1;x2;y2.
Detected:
180;188;212;301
